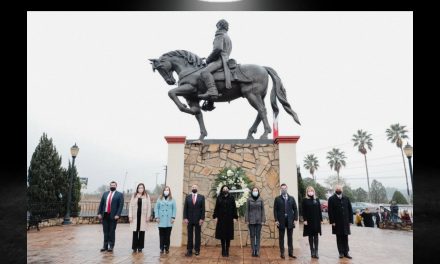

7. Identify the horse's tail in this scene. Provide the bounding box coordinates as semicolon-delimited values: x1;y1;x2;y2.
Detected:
265;66;301;125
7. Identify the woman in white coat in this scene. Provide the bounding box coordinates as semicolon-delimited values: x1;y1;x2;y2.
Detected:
128;183;151;253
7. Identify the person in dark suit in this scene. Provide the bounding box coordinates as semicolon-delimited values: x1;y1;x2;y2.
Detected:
302;186;323;259
328;185;354;259
183;184;205;257
97;181;124;252
273;183;298;259
213;185;238;257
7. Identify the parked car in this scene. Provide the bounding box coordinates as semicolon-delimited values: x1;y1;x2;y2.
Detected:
351;202;376;214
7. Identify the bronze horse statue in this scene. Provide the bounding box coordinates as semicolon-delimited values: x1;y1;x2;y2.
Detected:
149;50;300;140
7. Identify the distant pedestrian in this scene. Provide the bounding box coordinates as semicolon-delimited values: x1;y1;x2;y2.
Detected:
390;201;399;223
373;208;381;228
360;208;374;227
354;209;363;227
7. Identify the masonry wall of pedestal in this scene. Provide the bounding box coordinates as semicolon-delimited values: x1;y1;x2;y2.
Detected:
182;143;280;247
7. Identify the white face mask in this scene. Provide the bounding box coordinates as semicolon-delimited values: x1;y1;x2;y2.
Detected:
252;191;258;197
308;192;314;196
163;191;169;196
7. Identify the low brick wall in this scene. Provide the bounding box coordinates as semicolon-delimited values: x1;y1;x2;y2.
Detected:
28;216;131;230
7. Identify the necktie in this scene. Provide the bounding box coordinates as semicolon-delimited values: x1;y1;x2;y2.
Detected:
107;191;113;213
192;194;196;205
284;196;288;215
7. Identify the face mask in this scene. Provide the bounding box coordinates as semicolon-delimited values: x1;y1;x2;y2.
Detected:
308;192;314;197
281;190;287;195
252;191;259;197
223;190;229;195
110;187;116;192
163;191;169;196
192;189;197;194
335;190;342;195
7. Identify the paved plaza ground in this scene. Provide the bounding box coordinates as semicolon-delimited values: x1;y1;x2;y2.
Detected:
27;222;412;264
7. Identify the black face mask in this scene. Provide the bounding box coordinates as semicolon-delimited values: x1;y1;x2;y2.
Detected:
192;189;197;194
335;190;342;195
110;187;116;192
223;191;229;196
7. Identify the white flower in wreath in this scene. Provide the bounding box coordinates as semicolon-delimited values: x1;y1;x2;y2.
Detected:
227;170;234;177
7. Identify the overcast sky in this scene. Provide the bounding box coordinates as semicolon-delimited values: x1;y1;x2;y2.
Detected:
27;11;413;194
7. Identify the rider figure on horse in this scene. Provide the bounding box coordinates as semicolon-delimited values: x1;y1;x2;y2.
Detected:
198;19;232;100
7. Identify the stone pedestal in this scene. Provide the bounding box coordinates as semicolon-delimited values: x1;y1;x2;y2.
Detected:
164;136;300;248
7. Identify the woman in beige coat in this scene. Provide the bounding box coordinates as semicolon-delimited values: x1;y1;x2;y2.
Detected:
129;183;151;253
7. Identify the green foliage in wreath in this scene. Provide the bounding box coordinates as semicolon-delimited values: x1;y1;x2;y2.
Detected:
211;167;254;216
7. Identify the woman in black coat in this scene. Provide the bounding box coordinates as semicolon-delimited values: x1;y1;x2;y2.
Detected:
302;186;323;259
213;185;238;257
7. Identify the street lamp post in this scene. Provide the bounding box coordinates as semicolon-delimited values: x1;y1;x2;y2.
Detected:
403;143;413;197
63;143;79;225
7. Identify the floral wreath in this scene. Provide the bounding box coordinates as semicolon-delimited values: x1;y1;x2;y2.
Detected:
211;167;253;216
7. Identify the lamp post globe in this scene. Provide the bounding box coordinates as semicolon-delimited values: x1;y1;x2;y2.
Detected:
403;143;413;198
63;143;79;225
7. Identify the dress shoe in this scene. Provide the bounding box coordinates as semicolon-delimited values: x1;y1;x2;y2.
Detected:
344;253;353;259
195;251;199;256
100;248;107;252
339;253;344;258
289;253;296;258
185;251;192;257
280;253;285;259
107;248;113;252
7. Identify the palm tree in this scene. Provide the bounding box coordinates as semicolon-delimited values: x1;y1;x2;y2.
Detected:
326;148;347;184
303;154;319;181
352;129;373;202
386;123;410;198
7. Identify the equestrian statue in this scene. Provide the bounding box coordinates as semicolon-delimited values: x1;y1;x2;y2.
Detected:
149;19;301;140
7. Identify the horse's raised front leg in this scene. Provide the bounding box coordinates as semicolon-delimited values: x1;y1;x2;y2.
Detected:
168;84;199;115
186;99;207;140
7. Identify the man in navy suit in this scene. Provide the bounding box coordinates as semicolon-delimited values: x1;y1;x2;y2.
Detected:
183;184;205;256
274;183;298;259
97;181;124;252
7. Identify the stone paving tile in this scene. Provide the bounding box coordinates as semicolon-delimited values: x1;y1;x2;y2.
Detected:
27;222;412;264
